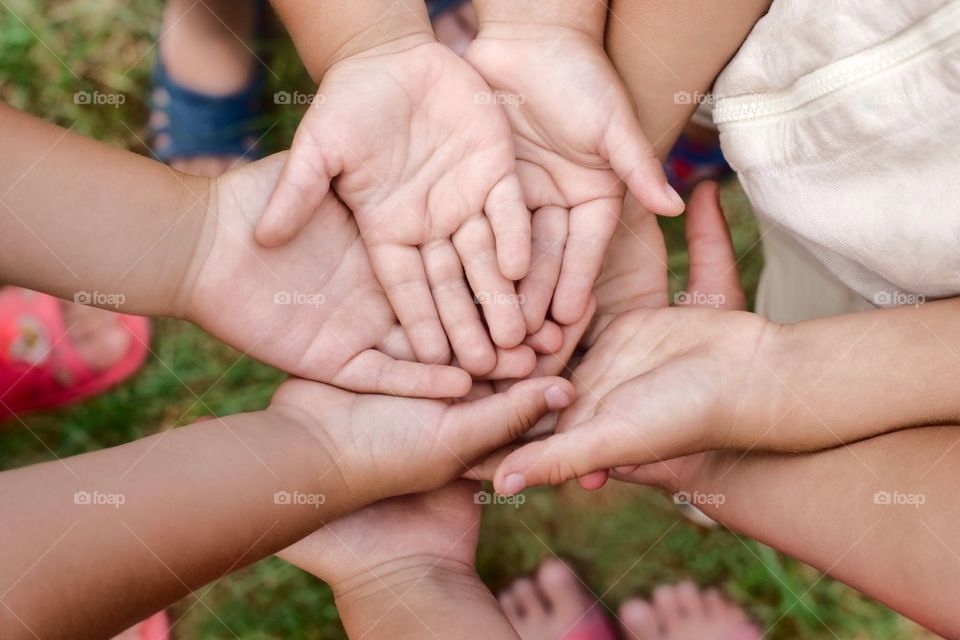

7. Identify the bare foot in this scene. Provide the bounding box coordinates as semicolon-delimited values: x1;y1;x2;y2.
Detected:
620;582;761;640
60;303;131;373
154;0;257;177
499;558;617;640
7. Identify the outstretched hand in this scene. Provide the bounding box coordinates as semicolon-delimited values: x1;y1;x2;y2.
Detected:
257;38;531;376
182;153;538;398
490;183;766;495
466;25;684;331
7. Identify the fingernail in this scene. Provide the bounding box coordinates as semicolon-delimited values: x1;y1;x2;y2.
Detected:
664;182;685;212
545;385;571;410
501;473;527;496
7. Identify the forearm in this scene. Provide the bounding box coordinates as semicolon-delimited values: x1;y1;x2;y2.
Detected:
0;103;206;317
473;0;607;42
0;410;354;639
754;299;960;449
675;427;960;638
268;0;434;82
335;561;519;640
606;0;770;158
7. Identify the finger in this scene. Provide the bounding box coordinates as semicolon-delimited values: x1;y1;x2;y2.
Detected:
443;377;575;459
422;238;498;375
524;321;564;355
453;215;526;349
551;198;620;324
530;296;596;378
485;174;532;280
333;349;471;398
683;181;746;311
577;471;609;491
474;345;537;381
605;104;685;217
519;206;567;333
494;411;649;495
256;116;337;247
369;243;451;364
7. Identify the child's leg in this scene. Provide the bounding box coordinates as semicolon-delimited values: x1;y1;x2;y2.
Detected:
152;0;260;177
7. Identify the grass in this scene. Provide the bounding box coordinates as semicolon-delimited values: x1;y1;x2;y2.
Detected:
0;1;937;638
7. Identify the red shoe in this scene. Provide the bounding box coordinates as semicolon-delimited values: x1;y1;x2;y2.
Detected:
0;287;150;421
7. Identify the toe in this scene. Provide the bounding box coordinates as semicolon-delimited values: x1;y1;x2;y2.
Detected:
619;598;660;640
537;558;593;614
674;581;703;618
512;578;547;621
652;585;683;631
498;588;523;627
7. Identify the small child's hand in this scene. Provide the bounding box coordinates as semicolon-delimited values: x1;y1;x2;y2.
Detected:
278;481;481;591
269;374;574;506
492;305;775;495
489;183;773;495
466;25;685;331
257;39;530;376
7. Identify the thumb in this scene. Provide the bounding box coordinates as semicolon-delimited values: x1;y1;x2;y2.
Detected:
255;118;337;247
605;106;685;218
443;377;574;460
683;181;746;311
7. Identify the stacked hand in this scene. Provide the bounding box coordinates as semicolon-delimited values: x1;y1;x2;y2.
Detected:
466;23;685;330
258;37;531;376
489;183;777;496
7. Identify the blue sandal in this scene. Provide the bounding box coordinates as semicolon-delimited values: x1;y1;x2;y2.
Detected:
149;3;266;163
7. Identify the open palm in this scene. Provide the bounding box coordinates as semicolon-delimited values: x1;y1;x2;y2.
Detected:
258;41;530;376
181;154;472;398
467;29;684;330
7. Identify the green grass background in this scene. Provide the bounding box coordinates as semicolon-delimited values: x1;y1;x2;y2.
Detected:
0;1;937;638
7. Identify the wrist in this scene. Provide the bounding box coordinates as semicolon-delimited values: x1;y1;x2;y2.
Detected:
334;558;485;633
724;316;795;450
312;20;436;80
474;1;606;43
170;173;217;322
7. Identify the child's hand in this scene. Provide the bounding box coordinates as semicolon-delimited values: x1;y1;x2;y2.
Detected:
181;153;533;397
490;183;773;495
279;481;481;594
269;374;574;506
466;25;685;330
257;39;530;375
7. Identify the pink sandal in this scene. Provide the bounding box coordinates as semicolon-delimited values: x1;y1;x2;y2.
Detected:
0;288;150;421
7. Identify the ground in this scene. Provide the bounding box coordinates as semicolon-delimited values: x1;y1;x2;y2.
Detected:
0;1;938;638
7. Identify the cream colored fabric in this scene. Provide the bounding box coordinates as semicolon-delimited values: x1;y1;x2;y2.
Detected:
755;221;873;323
713;0;960;309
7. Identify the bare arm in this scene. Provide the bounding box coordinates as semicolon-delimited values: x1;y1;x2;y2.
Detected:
0;410;347;639
0;103;205;317
632;426;960;638
267;0;435;81
606;0;771;157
